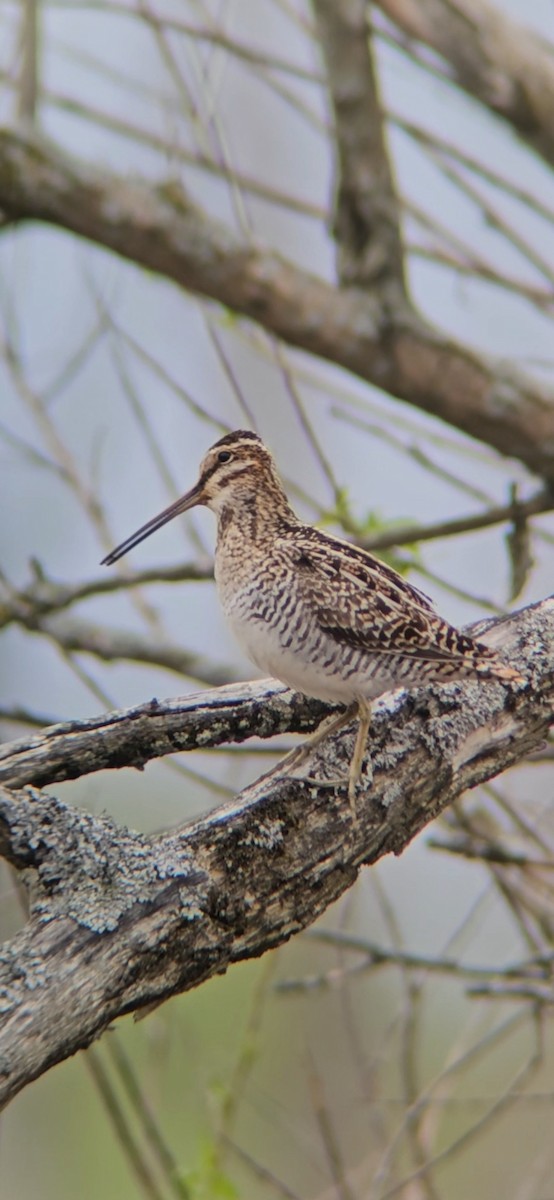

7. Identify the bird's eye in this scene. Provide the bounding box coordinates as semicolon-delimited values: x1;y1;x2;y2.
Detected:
217;450;232;464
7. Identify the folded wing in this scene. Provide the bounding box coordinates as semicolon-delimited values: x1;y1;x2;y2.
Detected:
292;530;494;665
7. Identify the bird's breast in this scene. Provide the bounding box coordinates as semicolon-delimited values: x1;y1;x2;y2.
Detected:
214;554;373;703
215;558;301;672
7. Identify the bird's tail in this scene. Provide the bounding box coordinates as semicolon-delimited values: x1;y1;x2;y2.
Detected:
472;650;524;685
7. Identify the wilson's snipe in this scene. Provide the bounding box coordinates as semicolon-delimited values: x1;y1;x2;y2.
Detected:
103;430;522;806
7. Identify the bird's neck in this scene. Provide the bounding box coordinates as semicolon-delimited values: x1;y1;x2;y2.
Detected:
215;488;298;549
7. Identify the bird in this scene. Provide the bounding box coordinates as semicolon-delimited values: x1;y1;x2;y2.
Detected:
102;429;522;807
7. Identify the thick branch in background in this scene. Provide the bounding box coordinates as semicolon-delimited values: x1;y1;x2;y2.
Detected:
0;598;552;1109
375;0;554;169
0;128;553;480
314;0;407;292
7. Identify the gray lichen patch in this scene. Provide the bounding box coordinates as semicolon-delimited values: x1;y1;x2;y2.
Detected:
241;817;286;851
379;778;406;809
0;942;48;1015
8;787;200;934
417;680;510;761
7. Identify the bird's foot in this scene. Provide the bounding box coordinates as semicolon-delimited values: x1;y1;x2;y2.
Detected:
277;697;374;819
301;772;350;792
347;757;373;814
277;705;357;776
291;758;374;817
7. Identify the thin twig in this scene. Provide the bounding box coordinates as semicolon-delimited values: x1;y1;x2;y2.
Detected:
85;1047;167;1200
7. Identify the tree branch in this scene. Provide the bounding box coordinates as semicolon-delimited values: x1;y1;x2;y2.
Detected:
313;0;406;292
0;598;552;1108
0;561;213;623
6;610;233;687
0;680;327;790
1;127;553;480
0;575;233;685
17;0;40;123
375;0;554;169
360;486;554;552
1;597;551;792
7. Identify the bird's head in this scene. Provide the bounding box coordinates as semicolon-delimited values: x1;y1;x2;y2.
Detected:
102;430;289;565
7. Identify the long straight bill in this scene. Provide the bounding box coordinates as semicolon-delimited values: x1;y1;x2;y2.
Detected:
101;484;202;565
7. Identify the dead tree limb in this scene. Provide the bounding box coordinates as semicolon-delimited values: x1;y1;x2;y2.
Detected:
0;598;551;1110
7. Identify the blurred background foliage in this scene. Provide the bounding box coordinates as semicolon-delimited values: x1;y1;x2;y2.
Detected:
1;1;554;1197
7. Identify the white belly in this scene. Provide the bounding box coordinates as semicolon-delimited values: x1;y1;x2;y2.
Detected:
228;610;347;701
223;595;391;705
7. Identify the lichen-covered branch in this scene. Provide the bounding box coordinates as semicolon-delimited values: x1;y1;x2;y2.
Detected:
1;598;551;793
1;127;553;480
0;680;327;791
0;599;552;1109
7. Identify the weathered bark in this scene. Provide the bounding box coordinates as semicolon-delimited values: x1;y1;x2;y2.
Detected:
0;598;552;1110
0;680;328;791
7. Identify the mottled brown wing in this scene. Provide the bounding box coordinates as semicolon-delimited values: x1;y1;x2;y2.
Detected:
292;531;481;663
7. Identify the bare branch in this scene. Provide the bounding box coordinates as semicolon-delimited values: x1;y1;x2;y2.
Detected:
0;705;59;729
313;0;406;292
0;592;232;687
0;127;553;480
84;1048;169;1200
375;0;554;171
0;561;213;620
279;929;554;988
30;613;236;684
360;487;554;552
16;0;39;122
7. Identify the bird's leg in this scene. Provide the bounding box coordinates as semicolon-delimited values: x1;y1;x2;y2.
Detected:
279;703;357;776
293;698;373;810
348;697;372;810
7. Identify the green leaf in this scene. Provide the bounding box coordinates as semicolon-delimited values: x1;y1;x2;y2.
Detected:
182;1138;240;1200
